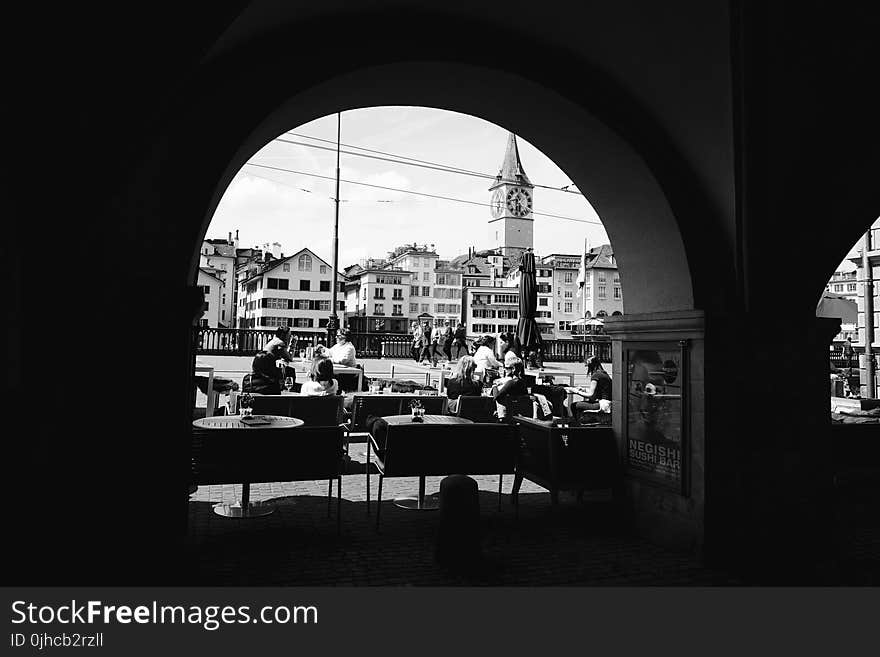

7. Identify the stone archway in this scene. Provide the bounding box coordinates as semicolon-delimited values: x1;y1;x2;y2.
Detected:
192;62;696;317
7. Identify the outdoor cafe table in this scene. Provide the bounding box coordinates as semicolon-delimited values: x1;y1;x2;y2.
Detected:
380;414;474;511
192;415;304;518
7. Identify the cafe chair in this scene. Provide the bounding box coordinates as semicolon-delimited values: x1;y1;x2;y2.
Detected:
455;395;497;423
250;394;344;426
512;416;620;509
367;422;518;530
190;425;346;531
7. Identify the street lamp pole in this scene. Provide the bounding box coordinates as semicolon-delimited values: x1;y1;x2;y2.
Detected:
328;111;342;344
862;231;875;397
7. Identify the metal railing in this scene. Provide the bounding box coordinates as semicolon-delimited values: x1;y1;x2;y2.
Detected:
193;326;613;362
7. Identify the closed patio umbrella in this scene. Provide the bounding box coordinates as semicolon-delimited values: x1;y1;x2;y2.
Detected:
516;250;544;365
816;292;857;324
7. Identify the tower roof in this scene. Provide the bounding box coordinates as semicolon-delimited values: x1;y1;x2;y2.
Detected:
495;132;532;186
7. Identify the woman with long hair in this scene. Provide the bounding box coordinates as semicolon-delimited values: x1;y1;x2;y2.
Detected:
300;356;339;396
570;355;612;416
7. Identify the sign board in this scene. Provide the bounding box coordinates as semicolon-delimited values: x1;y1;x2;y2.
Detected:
623;341;689;495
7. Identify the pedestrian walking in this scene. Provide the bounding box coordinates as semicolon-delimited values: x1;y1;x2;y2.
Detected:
452;322;468;359
410;321;422;362
419;320;433;365
442;321;454;362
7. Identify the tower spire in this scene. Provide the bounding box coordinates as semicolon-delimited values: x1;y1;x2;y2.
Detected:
496;132;531;186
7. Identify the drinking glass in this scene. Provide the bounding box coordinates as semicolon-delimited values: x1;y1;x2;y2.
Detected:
299;349;306;362
284;377;294;392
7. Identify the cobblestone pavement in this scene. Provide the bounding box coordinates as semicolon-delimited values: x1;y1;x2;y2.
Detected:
186;443;741;586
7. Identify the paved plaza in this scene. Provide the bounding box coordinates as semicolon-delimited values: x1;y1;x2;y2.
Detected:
186;439;744;586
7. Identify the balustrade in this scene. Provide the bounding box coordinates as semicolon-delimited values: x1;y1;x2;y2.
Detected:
192;327;612;362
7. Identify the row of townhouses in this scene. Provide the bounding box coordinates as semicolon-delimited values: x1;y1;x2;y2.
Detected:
196;133;624;339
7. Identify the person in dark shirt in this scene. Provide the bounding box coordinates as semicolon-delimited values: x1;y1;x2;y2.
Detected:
452;323;468;359
445;356;482;401
571;355;612;416
493;354;529;422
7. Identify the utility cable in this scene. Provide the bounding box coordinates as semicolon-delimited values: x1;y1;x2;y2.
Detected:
243;162;602;226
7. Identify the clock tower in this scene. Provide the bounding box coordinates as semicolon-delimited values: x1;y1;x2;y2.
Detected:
488;132;534;258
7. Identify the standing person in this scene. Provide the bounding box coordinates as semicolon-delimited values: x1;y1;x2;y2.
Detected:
410;321;422;362
452;322;468;359
442;321;454;362
430;322;444;365
843;337;855;373
419;320;433;365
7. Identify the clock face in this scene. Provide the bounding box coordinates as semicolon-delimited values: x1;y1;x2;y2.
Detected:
490;189;505;218
506;187;532;217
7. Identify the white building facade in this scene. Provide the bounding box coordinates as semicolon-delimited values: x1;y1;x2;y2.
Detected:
237;248;344;336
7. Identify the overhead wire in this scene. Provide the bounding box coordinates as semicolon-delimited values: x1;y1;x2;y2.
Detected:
274;132;583;195
242;162;602;226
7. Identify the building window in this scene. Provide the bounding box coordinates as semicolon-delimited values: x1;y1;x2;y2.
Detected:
374;287;385;299
558;321;572;331
411;286;420;296
614;287;622;299
320;265;327;274
362;288;367;300
298;280;310;291
293;317;314;328
564;302;573;313
410;303;419;313
267;278;289;290
393;288;403;300
374;303;385;315
200;285;210;295
598;285;606;299
412;257;420;267
392;304;403;316
421;304;429;313
598;271;607;283
283;263;290;272
848;283;857;292
298;254;312;271
422;286;430;297
833;284;843;292
564;291;573;299
564;272;573;284
423;272;430;281
472;323;496;334
494;294;518;304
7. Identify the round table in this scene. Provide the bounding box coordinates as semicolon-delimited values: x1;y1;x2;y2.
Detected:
380;414;474;511
192;414;304;518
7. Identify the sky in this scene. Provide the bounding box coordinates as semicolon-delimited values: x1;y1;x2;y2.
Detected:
207;106;608;267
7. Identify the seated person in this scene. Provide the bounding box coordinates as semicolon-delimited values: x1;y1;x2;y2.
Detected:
300;357;339;396
445;355;482;400
492;353;529;422
247;350;284;395
444;355;482;413
328;328;364;392
570;356;612;418
473;334;502;382
328;327;357;366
